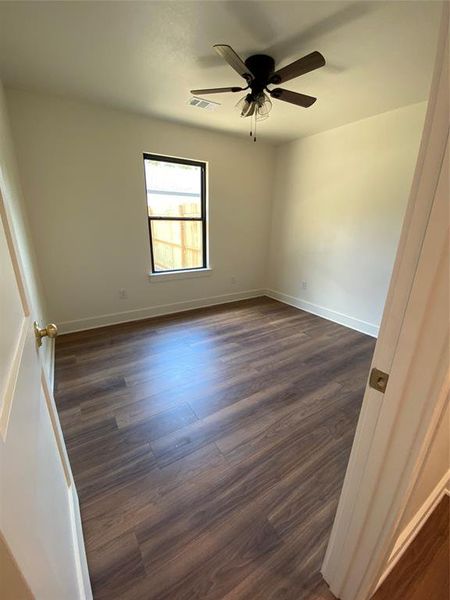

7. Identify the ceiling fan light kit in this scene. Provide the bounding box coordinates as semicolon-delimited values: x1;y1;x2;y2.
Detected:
191;45;325;141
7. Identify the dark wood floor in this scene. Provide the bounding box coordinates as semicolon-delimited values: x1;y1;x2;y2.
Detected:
54;297;376;600
372;495;449;600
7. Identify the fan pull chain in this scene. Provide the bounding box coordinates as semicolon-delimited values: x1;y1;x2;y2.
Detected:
249;110;257;142
247;106;258;142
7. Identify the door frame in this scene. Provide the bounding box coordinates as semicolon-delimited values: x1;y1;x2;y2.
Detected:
321;5;449;599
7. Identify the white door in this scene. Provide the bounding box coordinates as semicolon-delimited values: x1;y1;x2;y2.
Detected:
0;185;91;597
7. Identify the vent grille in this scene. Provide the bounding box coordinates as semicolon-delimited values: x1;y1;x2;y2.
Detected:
188;97;220;111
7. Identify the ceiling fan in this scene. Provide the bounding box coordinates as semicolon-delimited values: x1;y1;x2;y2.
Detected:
191;45;325;140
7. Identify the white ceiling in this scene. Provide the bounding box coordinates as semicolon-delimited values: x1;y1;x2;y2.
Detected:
0;1;442;143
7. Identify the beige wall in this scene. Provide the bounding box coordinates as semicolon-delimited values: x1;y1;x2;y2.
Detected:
6;89;426;338
6;88;275;332
267;102;426;336
0;80;52;371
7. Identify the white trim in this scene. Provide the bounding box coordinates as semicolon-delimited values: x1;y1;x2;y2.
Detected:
41;371;91;598
376;468;450;590
58;289;264;334
0;316;28;440
265;289;379;338
148;267;212;282
47;338;55;392
68;484;92;600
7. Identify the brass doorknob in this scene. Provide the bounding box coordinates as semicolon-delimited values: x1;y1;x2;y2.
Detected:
34;321;58;347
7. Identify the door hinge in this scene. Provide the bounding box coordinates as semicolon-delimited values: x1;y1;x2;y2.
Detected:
369;368;389;393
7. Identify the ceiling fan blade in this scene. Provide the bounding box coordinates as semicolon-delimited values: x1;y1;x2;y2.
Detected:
271;51;325;84
191;86;246;95
213;44;254;82
270;88;317;108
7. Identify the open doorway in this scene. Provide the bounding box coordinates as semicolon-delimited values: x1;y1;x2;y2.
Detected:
0;2;445;599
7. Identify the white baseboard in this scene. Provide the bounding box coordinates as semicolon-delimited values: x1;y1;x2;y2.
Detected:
48;339;55;391
265;289;379;337
377;469;450;590
58;288;379;337
58;289;265;334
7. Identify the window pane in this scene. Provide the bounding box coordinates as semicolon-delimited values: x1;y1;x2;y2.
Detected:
145;159;202;218
151;220;203;272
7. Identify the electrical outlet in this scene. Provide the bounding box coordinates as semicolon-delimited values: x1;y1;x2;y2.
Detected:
231;276;236;285
118;288;128;299
301;280;308;290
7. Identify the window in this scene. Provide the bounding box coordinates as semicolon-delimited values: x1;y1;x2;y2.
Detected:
143;154;207;274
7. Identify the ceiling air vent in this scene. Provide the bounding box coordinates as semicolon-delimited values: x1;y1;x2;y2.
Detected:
188;97;220;111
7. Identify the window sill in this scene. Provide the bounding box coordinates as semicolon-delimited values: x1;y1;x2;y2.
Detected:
148;267;212;282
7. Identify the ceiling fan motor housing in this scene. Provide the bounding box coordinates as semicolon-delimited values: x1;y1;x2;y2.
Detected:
245;54;276;97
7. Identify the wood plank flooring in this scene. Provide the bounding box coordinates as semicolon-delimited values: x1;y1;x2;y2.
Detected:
372;495;449;600
54;297;376;599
